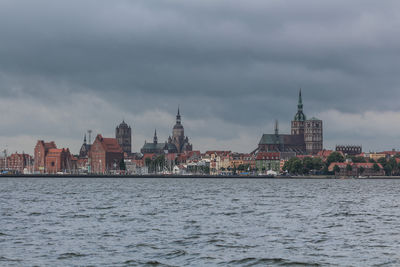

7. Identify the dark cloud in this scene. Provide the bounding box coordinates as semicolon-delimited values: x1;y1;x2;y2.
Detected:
1;0;400;153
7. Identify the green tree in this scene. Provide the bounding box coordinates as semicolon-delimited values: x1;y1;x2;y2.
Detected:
388;158;397;175
377;157;387;167
358;166;365;176
384;164;392;176
312;157;324;172
302;157;314;174
346;164;353;176
285;157;303;174
373;163;381;173
326;152;345;166
333;165;340;177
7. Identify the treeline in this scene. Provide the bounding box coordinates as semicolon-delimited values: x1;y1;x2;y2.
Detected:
283;151;400;176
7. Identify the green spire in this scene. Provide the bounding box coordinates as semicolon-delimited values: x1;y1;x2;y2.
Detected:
298;88;303;110
294;89;306;121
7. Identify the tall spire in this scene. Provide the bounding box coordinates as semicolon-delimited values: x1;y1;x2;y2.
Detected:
298;88;303;111
176;106;181;124
84;133;87;144
274;120;279;135
294;88;306;121
153;129;158;144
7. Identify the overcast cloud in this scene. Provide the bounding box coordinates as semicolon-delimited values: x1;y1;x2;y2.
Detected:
1;0;400;154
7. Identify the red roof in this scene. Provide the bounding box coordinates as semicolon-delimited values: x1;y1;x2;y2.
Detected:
256;152;280;160
205;150;231;156
96;135;123;153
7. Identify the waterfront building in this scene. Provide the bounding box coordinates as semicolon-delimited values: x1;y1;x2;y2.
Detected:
204;151;232;175
34;140;57;173
255;152;281;173
34;140;75;174
116;120;132;155
257;90;323;155
89;134;124;174
7;153;33;173
45;148;73;174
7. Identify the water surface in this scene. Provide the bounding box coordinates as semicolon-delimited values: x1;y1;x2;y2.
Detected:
1;178;400;266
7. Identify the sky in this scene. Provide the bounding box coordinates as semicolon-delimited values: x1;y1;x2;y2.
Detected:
1;0;400;155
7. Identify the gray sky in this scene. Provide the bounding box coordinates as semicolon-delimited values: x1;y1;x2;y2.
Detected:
1;0;400;154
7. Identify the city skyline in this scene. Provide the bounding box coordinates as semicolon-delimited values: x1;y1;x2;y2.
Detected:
1;1;400;154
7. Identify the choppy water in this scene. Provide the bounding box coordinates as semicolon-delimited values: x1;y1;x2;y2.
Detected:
1;178;400;266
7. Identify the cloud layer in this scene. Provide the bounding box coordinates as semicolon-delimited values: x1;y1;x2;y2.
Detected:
0;0;400;154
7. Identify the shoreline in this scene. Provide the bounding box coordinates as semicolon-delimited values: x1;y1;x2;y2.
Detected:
1;174;400;179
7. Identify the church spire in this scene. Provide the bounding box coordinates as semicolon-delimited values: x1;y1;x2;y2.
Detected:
84;133;87;144
298;88;303;111
176;106;181;124
153;129;158;144
274;120;279;135
294;88;306;121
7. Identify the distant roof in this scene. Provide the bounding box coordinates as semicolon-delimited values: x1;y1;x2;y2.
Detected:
259;134;303;145
308;117;321;121
95;135;123;153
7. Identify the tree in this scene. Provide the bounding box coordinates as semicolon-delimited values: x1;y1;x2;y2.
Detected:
377;157;387;167
312;157;324;172
333;165;340;177
358;166;365;176
388;158;397;175
373;163;381;173
326;152;345;166
302;157;314;174
350;156;367;163
384;164;392;176
346;164;353;176
285;157;303;174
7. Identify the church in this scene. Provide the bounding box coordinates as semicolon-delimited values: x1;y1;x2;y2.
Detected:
141;108;193;155
257;90;323;155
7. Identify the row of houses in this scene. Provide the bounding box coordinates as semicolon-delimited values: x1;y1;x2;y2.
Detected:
1;133;398;175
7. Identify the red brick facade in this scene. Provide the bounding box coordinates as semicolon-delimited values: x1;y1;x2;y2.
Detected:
45;148;73;174
7;153;33;173
89;134;124;174
34;141;57;173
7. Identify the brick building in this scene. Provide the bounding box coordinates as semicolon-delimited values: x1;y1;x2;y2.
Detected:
34;140;57;173
45;148;73;174
89;134;124;174
7;153;33;173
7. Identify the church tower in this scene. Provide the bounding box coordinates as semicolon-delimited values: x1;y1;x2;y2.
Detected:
169;107;192;153
116;120;132;154
291;89;306;135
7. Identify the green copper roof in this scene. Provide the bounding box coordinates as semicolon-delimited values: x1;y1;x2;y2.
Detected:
308;117;320;121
